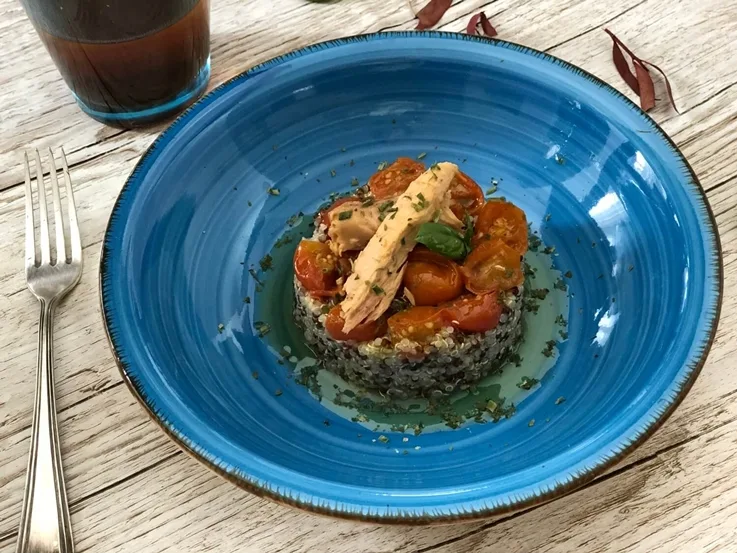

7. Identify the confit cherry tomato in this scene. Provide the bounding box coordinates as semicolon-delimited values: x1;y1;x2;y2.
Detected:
461;239;524;294
325;304;387;342
449;171;485;219
402;249;463;306
293;240;340;296
443;292;502;333
473;200;528;254
319;197;355;228
368;158;426;200
387;306;448;343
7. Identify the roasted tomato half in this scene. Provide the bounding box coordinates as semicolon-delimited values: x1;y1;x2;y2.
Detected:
473;200;528;254
368;158;426;200
461;239;524;294
443;292;503;333
325;305;387;342
449;171;485;219
387;306;448;343
293;240;340;296
402;249;464;306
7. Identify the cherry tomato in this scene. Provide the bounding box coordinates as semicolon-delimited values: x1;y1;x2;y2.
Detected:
325;304;387;342
387;306;448;343
319;197;355;228
293;240;339;295
450;172;485;218
443;292;502;333
473;200;528;254
461;239;524;294
402;249;463;306
368;158;426;200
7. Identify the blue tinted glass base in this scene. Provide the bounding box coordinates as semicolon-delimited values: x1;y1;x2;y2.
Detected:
74;57;211;128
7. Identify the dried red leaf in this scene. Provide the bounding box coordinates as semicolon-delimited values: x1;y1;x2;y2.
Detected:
466;12;497;37
480;12;497;37
466;12;481;34
415;0;452;30
609;38;640;95
634;62;655;111
641;60;680;114
604;29;678;113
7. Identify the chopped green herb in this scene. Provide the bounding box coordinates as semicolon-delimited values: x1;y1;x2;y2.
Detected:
555;396;566;405
286;212;303;227
251;371;259;379
349;159;355;167
486;184;498;195
432;209;441;223
401;237;406;246
274;388;283;397
338;210;353;221
554;314;567;326
559;330;569;339
274;234;293;248
529;288;550;300
564;270;573;279
378;435;389;444
341;147;347;152
377;161;388;171
217;323;225;334
528;419;536;427
267;187;280;196
543;245;556;255
247;200;253;207
323;419;331;426
528;234;542;252
554;153;565;165
253;321;271;337
378;200;395;213
554;278;568;292
248;268;263;285
351;177;360;187
628;264;635;272
517;376;539;390
361;198;375;207
371;284;385;295
243;296;251;304
542;340;556;358
417;152;427;160
259;254;273;272
330;169;336;178
544;213;552;222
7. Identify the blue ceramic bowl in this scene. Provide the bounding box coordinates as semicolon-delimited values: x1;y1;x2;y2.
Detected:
101;32;722;522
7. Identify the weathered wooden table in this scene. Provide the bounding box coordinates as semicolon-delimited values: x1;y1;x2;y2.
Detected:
1;1;736;551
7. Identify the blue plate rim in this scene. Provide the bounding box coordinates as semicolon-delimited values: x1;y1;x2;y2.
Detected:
99;31;724;523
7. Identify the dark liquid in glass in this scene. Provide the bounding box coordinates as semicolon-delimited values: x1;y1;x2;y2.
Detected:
21;0;210;127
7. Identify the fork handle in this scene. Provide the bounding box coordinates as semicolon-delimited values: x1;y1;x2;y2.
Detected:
16;301;74;553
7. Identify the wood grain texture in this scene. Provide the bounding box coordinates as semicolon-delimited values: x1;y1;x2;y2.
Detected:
1;0;736;551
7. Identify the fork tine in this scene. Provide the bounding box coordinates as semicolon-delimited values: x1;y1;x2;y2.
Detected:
23;152;36;268
59;148;81;264
47;148;67;264
33;149;51;265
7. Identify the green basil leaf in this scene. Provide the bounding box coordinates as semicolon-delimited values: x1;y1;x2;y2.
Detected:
415;222;467;260
463;212;474;248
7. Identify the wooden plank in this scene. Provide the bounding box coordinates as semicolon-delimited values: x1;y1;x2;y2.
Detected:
3;0;734;191
0;384;179;538
3;391;737;553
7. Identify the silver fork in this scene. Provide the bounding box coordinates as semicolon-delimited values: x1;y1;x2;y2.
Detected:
16;148;82;553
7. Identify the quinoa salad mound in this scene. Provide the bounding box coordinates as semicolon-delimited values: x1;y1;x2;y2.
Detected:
291;157;529;398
